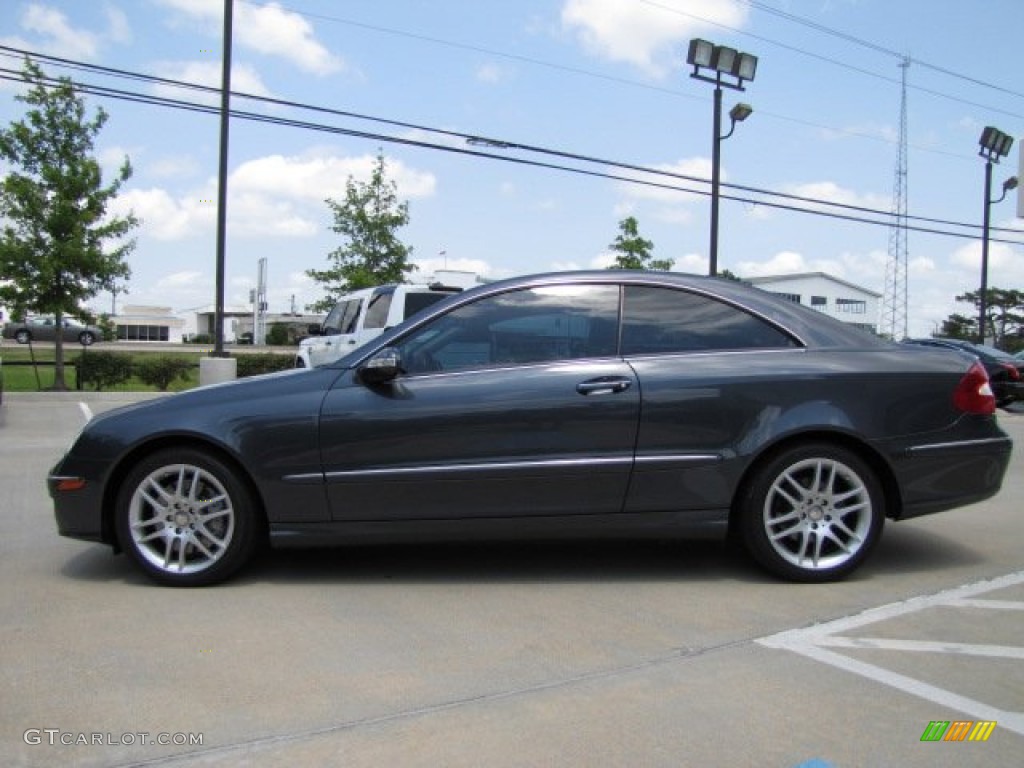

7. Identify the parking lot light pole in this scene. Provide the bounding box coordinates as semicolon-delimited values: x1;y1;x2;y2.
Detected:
687;39;757;277
977;126;1015;345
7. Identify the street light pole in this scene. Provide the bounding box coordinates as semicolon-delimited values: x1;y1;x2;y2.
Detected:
979;157;993;346
709;83;723;277
687;39;757;277
976;126;1015;345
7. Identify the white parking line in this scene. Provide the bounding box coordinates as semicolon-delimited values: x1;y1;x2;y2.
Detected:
79;402;93;423
758;571;1024;736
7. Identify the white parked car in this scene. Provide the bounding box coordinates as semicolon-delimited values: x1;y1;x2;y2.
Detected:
295;283;464;368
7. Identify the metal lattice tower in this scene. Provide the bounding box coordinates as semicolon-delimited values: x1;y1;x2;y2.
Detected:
881;57;911;339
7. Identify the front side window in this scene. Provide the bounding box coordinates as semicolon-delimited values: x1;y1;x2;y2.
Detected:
363;289;395;330
621;286;797;355
397;284;620;375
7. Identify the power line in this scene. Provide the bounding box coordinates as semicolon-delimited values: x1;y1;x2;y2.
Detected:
2;47;1021;247
740;0;1024;100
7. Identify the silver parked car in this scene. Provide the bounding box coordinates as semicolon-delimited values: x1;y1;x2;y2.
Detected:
2;315;101;346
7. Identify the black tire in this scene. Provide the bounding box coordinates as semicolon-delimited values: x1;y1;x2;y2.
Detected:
738;443;884;582
15;329;31;344
79;331;96;346
115;448;263;586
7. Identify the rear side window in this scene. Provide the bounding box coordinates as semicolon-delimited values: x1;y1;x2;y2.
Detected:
622;286;797;355
403;292;451;320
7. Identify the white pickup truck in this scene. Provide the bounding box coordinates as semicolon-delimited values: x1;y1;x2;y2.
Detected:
295;281;467;368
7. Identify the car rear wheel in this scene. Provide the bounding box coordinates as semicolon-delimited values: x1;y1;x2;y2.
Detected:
738;443;884;582
78;331;96;346
115;448;263;586
14;329;31;344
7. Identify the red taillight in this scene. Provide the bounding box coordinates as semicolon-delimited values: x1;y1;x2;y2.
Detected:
1000;362;1021;381
953;361;996;415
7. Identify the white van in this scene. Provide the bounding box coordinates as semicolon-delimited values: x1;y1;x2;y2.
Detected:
295;282;464;368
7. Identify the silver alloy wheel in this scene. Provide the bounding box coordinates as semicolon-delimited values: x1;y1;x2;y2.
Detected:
762;457;873;572
127;462;236;575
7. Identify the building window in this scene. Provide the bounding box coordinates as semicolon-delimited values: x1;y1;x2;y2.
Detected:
117;324;170;341
836;298;866;315
770;292;802;304
811;296;827;311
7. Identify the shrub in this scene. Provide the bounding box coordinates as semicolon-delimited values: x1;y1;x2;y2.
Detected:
75;351;132;391
266;323;291;346
235;353;294;378
135;356;194;391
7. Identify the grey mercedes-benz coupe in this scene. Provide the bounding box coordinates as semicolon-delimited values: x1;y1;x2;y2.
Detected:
49;271;1012;586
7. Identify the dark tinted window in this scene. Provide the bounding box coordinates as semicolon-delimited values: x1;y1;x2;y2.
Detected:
403;291;451;319
364;289;395;330
622;286;796;355
399;285;620;374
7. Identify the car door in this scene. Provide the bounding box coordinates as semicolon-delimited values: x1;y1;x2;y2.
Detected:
317;283;640;522
618;284;802;514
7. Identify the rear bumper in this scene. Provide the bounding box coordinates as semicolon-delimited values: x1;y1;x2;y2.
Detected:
890;435;1013;520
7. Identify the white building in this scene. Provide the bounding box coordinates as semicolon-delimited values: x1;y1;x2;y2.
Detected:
745;273;881;335
114;305;186;343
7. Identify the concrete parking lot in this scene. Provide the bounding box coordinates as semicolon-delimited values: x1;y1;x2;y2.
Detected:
1;392;1021;767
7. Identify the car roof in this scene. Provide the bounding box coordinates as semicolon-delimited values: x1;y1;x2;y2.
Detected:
345;270;892;361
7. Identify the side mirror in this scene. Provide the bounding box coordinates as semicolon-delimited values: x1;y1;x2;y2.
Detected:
358;348;401;385
307;324;322;336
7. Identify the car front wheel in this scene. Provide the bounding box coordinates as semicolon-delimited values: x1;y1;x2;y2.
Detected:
79;331;96;346
15;329;31;344
115;448;263;586
738;443;884;582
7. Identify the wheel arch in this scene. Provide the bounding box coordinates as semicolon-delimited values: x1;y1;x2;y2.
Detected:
727;429;903;536
101;436;269;549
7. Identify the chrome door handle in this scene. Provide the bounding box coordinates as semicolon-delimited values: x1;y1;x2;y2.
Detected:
576;377;633;395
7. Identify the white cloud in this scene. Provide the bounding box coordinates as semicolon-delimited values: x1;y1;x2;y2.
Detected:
105;4;132;44
562;0;748;77
6;3;99;59
158;0;343;75
476;63;509;84
0;3;132;62
783;181;890;211
109;150;437;243
620;157;712;204
737;250;810;277
109;186;214;241
152;60;273;105
231;150;437;202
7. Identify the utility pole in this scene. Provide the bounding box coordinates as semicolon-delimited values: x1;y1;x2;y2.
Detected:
880;56;910;340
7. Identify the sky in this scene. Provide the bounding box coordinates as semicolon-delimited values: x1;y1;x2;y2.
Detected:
1;0;1022;338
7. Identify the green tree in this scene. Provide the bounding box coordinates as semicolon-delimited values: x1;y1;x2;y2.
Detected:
307;151;413;312
0;59;137;390
607;216;673;271
718;269;746;283
937;313;976;341
950;288;1024;347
